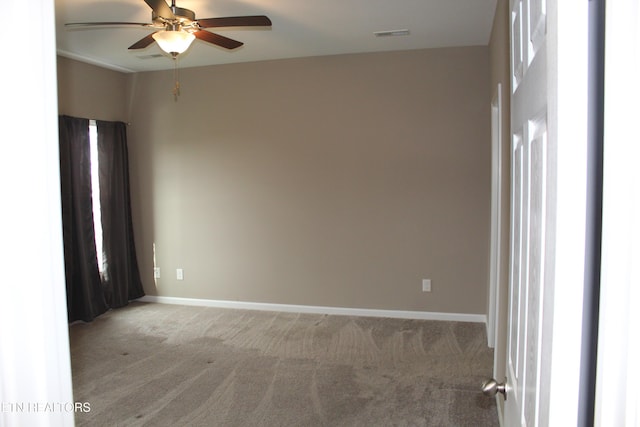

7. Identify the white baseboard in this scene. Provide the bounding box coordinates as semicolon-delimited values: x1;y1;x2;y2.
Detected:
136;295;487;323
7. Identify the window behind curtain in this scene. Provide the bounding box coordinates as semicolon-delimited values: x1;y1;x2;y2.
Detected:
89;120;105;274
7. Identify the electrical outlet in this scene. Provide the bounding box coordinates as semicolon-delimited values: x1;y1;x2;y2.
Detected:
422;279;432;292
153;268;160;279
176;268;184;280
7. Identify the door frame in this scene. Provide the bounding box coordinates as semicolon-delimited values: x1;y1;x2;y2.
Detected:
594;0;640;424
487;82;503;356
0;0;75;426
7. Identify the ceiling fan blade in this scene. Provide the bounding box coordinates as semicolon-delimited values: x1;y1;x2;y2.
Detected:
143;0;174;19
194;30;244;50
128;32;158;50
65;22;154;28
197;15;272;28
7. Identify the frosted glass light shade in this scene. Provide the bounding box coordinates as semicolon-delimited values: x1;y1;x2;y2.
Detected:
152;30;196;55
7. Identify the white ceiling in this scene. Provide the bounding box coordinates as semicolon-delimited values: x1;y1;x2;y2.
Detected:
55;0;498;73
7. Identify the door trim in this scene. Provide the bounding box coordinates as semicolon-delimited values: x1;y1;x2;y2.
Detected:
487;83;503;354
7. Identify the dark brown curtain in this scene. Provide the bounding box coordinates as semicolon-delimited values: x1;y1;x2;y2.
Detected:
97;120;145;307
59;115;108;322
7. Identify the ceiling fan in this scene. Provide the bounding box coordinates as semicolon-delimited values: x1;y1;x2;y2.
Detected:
65;0;272;57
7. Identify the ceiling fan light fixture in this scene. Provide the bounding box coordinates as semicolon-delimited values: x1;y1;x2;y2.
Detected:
152;30;195;55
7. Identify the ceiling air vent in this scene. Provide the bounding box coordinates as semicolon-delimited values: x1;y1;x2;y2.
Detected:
136;54;165;60
374;29;410;37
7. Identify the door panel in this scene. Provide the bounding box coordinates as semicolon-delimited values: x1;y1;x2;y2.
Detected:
523;115;547;426
507;131;526;423
511;0;524;89
528;0;546;60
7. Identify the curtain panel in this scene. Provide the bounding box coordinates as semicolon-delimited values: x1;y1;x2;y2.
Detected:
58;116;144;322
97;120;145;307
58;115;108;322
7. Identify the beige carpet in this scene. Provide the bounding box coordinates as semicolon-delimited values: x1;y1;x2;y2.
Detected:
69;302;498;426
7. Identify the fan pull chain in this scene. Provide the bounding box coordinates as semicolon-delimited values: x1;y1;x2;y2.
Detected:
172;56;181;102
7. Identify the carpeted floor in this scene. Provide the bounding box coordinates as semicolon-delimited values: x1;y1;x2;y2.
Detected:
69;302;498;426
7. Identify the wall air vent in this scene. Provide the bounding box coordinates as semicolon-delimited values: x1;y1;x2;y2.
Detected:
374;29;410;37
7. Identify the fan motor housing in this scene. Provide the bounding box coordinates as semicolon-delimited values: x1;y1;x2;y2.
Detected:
171;6;195;22
152;6;196;26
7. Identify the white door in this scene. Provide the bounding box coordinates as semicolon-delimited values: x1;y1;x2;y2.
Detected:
505;0;548;424
504;0;591;425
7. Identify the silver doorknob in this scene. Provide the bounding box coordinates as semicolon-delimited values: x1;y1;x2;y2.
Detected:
481;378;507;399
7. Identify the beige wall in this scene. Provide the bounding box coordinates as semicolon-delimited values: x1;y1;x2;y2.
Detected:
57;56;129;122
488;0;511;418
126;46;491;314
57;46;492;315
